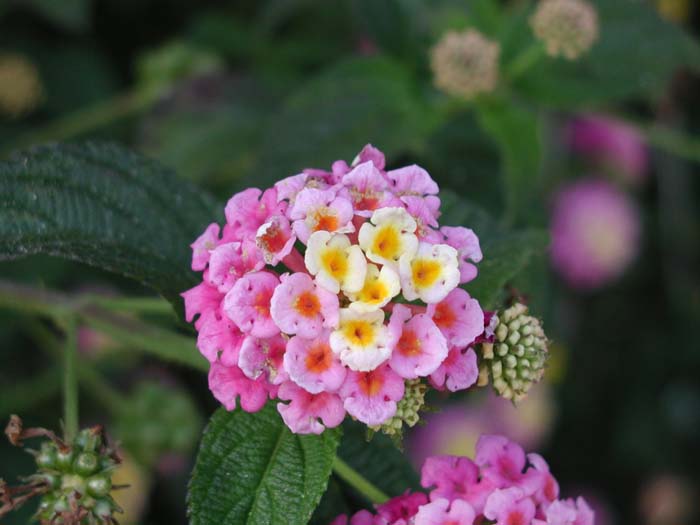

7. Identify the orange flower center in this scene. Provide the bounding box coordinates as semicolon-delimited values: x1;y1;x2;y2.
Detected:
312;209;339;233
357;370;383;396
432;302;455;329
294;291;321;318
259;224;287;253
305;342;333;373
397;328;422;356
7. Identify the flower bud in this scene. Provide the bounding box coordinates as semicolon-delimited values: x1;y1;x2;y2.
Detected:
370;379;427;440
430;29;500;99
479;303;548;401
530;0;599;60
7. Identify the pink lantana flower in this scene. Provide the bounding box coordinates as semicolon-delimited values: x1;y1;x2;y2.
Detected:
289;188;355;244
181;282;223;329
475;435;544;496
283;331;346;394
483;488;536;525
339;364;404;426
191;223;220;271
208;361;268;413
208;241;265;293
238;334;288;385
427;288;484;348
376;491;428;523
276;382;345;435
540;497;594;525
421;455;495;514
439;226;482;284
256;215;296;265
340;161;399;217
429;346;479;392
224;271;280;338
196;310;244;363
403;195;442;243
352;143;386;171
275;172;331;205
270;272;339;339
528;453;560;506
414;498;476;525
388;304;448;379
386;164;439;199
224;187;286;240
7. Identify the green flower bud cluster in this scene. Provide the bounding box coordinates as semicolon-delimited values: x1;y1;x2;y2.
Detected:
478;303;548;402
32;427;121;524
370;379;427;440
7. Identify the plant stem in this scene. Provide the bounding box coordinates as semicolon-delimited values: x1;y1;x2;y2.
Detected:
87;295;174;316
60;315;79;442
332;456;389;504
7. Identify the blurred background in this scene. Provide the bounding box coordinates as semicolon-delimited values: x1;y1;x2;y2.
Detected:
0;0;699;524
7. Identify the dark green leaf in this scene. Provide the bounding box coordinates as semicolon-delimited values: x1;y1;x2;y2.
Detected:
22;0;90;32
476;100;542;224
509;0;700;106
188;405;341;525
0;143;219;307
337;420;421;497
251;56;438;188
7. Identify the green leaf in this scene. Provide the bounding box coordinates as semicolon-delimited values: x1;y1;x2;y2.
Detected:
22;0;90;32
337;420;421;497
250;56;438;188
509;0;700;106
188;405;342;525
476;99;542;224
0;143;219;307
439;190;549;310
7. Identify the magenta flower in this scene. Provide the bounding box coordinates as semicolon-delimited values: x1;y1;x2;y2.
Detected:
276;382;345;435
475;435;544;496
427;288;484;348
429;347;479;392
190;223;220;271
568;114;648;184
223;271;280;338
208;361;268;413
421;455;495;513
483;487;536;525
414;498;475;525
183;144;488;434
270;272;339;339
290;188;355;244
387;304;448;379
550;179;640;290
340;364;405;426
284;331;346;394
332;434;594;525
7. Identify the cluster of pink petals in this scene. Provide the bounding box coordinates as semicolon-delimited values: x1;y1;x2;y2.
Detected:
550;179;640;290
331;434;594;525
183;144;485;434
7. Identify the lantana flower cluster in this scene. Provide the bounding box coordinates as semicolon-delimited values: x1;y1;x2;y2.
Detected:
332;434;594;525
182;144;485;434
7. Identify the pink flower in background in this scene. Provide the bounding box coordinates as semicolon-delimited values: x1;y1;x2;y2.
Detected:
550;179;640;290
182;144;491;434
331;434;594;525
568;114;649;184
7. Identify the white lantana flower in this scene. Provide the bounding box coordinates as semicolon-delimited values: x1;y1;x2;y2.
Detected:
347;264;401;313
330;308;390;372
305;231;367;294
359;207;418;268
399;242;460;304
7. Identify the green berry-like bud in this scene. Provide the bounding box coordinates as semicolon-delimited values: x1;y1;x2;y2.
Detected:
36;442;58;469
55;448;74;471
479;303;548;402
74;452;99;476
87;474;112;498
370;379;428;440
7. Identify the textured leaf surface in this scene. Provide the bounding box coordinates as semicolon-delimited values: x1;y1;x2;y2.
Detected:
439;191;548;310
189;405;341;525
251;56;436;187
508;0;700;106
0;143;219;305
